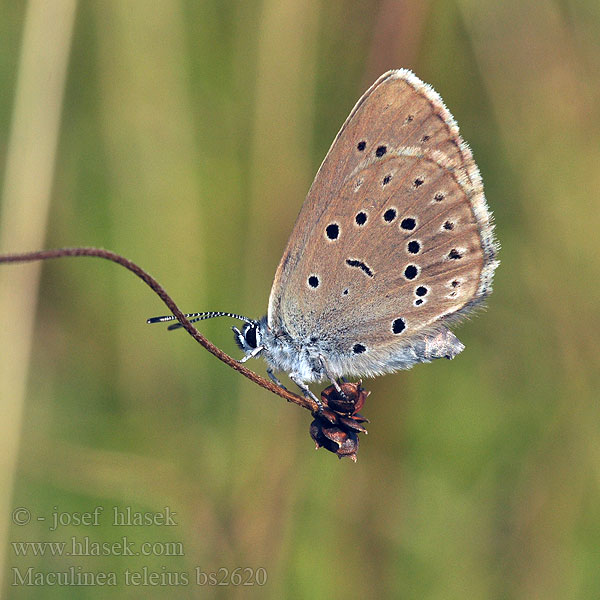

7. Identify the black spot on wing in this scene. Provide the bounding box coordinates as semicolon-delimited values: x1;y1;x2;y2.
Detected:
346;259;373;278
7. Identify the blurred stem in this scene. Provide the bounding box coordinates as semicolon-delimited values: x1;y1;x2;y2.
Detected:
0;0;77;593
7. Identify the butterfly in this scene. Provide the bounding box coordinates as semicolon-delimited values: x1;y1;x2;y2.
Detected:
149;69;499;406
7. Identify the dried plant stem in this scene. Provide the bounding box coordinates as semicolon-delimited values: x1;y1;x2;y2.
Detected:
0;247;318;412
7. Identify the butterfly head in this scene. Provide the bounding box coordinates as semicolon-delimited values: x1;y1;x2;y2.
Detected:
147;310;267;362
233;321;261;353
231;316;272;364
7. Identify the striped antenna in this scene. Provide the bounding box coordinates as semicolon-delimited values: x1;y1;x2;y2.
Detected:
147;311;255;331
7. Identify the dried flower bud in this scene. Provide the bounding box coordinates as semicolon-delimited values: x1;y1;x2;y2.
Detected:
321;380;369;415
309;381;371;461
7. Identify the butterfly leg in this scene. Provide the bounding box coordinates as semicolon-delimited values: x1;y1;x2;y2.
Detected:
267;368;288;391
237;345;265;363
289;373;323;411
318;354;344;395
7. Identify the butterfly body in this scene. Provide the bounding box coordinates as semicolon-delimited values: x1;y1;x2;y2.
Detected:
236;317;465;384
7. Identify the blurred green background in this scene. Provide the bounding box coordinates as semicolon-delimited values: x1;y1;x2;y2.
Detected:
1;1;599;598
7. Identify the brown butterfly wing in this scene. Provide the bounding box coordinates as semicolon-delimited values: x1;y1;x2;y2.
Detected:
267;70;497;372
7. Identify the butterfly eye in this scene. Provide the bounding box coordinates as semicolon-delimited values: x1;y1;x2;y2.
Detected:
357;140;366;151
243;324;258;348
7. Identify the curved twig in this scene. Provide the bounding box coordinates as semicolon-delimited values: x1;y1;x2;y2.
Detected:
0;247;318;412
